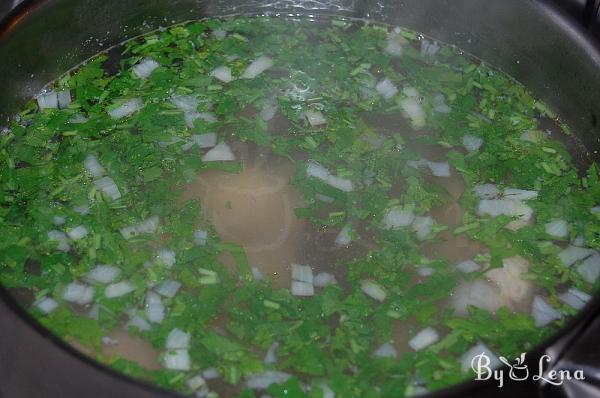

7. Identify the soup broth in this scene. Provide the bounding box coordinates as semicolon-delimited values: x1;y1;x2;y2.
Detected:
1;16;599;398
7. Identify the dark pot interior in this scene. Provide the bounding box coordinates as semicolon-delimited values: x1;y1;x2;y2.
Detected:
1;1;600;397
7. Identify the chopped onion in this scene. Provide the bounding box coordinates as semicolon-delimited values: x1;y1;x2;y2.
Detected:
451;280;501;316
313;272;337;288
252;267;264;281
86;264;121;284
427;161;451;177
431;93;451;113
417;267;435;277
37;91;59;110
462;134;484;152
264;341;279;364
384;28;406;57
412;216;433;240
545;219;569;239
373;342;397;358
47;230;71;252
101;336;119;345
576;252;600;283
108;98;143;119
132;58;160;79
473;184;500;199
241;55;274;79
573;235;586;247
305;110;327;127
191;230;208;247
210;65;234;83
420;39;440;57
316;194;334;203
105;281;135;298
166;328;190;349
212;29;227;39
193;133;218;149
156;248;176;268
171;95;198;113
456;260;481;273
187;374;207;391
334;225;352;247
399;97;426;128
246;371;291;390
503;188;538;201
591;206;600;216
73;204;90;215
156;279;182;298
306;161;354;192
145;291;165;323
202;368;220;380
375;77;398;99
94;176;122;200
408;327;439;351
460;343;501;373
291;281;314;296
361;280;387;302
291;264;313;284
88;303;100;320
532;296;562;327
62;282;95;305
260;103;277;121
126;314;151;331
120;216;159;240
202;143;236;162
34;297;59;314
477;199;533;222
558;245;595;267
84;154;105;178
67;225;89;241
558;288;591;310
383;208;415;229
163;349;191;371
57;90;72;109
69;114;88;124
52;216;66;226
319;383;335;398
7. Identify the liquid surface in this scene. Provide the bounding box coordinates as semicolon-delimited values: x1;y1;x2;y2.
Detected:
1;16;599;398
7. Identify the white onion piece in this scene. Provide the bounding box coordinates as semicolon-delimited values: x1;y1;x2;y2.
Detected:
558;288;591;310
88;303;100;320
412;216;434;240
431;93;451;113
383;208;415;229
171;95;198;113
305;110;327;127
57;90;72;109
194;230;208;246
456;260;481;273
291;264;313;284
477;199;533;222
69;114;88;124
120;216;159;240
313;272;337;288
202;368;220;380
156;248;176;268
126;315;151;331
73;204;90;215
163;349;191;371
53;216;66;226
94;176;122;200
427;161;451;177
409;327;439;351
84;154;105;178
319;383;335;398
420;40;440;57
166;328;191;349
384;28;405;57
34;297;59;314
132;58;160;79
545;219;569;239
591;206;600;216
451;280;501;316
334;225;352;247
62;282;95;305
460;343;501;373
532;296;562;327
193;133;218;149
145;291;165;323
202;143;236;162
260;104;277;121
187;374;207;390
399;97;426;128
210;65;234;83
241;55;274;79
156;279;182;298
361;280;387;302
576;252;600;283
291;281;314;296
67;225;89;241
403;87;419;97
373;342;397;358
264;341;279;364
37;91;59;110
573;235;586;247
212;29;227;39
375;78;398;99
108;98;143;119
306;161;354;192
101;336;119;345
246;371;291;390
558;246;595;267
473;184;500;199
462;134;484;152
251;267;264;281
503;188;538;201
316;194;334;203
47;230;71;252
86;265;121;284
105;281;135;298
417;267;435;277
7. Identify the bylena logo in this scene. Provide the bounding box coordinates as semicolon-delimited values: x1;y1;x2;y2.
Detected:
471;352;586;388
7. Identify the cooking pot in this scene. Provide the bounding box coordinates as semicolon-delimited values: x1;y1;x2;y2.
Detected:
1;1;600;397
